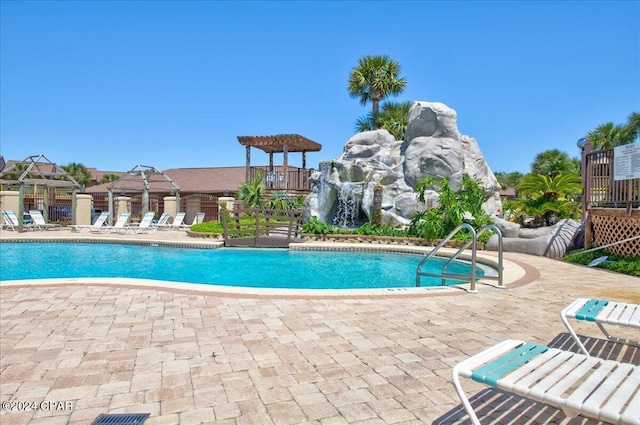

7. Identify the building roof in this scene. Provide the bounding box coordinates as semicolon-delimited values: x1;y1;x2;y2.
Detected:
85;166;246;194
237;134;322;154
163;167;246;193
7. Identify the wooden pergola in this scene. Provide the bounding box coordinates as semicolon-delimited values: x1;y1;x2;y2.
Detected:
237;134;322;193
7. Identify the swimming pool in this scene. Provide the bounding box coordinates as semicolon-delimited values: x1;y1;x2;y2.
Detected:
0;242;483;289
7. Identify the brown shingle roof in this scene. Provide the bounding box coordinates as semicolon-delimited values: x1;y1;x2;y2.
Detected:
86;166;247;194
164;167;246;193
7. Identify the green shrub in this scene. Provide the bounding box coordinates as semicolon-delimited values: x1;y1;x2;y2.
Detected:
302;216;348;234
408;174;494;241
564;250;640;277
191;221;223;234
354;222;406;237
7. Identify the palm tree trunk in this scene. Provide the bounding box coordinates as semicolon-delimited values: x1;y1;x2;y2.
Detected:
372;100;380;129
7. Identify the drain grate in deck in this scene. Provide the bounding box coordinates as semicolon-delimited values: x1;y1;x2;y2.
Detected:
91;413;150;425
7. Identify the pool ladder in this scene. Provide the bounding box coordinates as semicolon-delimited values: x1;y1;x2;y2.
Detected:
415;223;503;292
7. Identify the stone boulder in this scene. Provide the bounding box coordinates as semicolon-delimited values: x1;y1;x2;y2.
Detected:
486;219;581;259
303;101;502;228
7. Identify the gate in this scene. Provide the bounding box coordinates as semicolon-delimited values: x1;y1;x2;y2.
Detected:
180;194;219;224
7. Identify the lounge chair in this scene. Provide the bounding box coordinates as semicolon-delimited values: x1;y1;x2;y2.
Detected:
109;213;131;234
2;210;33;231
29;210;62;230
561;298;640;356
70;212;110;233
125;212;156;234
164;212;189;230
153;212;171;230
192;212;205;225
452;339;640;425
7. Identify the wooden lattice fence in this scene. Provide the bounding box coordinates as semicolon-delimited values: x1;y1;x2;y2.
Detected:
588;208;640;257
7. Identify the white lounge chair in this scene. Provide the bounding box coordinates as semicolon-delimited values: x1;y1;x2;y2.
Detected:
561;298;640;356
2;210;33;231
29;210;61;230
192;212;205;225
164;212;188;230
109;213;131;234
153;212;171;230
71;212;110;233
452;339;640;425
125;212;156;234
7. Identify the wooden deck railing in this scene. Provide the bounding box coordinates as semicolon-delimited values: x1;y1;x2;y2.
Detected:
221;207;304;247
584;147;640;211
248;166;314;193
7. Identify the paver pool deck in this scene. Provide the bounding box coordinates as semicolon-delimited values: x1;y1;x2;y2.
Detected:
1;229;638;425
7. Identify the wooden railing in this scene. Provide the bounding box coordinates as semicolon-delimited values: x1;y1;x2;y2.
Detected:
248;166;314;193
584;147;640;211
221;207;304;247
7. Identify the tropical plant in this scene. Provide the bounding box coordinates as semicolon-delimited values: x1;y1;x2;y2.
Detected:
518;173;582;200
494;171;525;193
587;111;640;150
61;162;92;187
348;54;407;128
100;173;121;184
530;149;579;177
513;173;583;226
236;171;266;208
409;174;494;240
354;101;412;140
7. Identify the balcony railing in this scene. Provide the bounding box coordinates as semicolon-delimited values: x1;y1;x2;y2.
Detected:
249;166;314;193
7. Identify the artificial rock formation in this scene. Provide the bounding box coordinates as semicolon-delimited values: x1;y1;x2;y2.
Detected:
304;101;502;227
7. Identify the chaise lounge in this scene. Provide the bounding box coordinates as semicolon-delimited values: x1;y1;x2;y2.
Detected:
452;339;639;424
561;298;640;356
29;210;62;230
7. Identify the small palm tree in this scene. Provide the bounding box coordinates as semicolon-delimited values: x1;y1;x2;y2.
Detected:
61;162;92;187
100;173;121;184
237;171;266;209
517;173;582;225
348;55;407;128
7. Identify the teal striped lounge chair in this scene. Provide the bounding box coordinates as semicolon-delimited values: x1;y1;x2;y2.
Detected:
561;298;640;356
452;339;640;424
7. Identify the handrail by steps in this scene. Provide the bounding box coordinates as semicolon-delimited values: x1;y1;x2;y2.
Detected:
416;223;503;292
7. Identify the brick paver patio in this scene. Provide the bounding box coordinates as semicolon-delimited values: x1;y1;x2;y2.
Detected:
1;230;638;424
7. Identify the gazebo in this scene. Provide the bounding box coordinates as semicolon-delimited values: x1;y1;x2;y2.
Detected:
0;154;81;232
237;134;322;193
106;165;180;223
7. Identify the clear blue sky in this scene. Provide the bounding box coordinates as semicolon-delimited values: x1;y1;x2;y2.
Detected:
1;0;638;174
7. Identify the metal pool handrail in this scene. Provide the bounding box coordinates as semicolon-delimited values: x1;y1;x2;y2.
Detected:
416;224;503;292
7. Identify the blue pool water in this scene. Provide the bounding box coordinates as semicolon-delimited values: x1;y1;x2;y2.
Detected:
0;243;482;289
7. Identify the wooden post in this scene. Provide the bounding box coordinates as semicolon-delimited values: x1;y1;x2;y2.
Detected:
283;144;288;192
245;146;251;181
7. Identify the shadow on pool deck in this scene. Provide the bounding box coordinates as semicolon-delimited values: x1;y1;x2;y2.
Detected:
0;230;639;424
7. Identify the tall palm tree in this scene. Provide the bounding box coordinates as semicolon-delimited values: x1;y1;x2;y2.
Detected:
623;111;640;143
587;122;627;150
530;149;579;177
348;55;407;128
61;162;92;187
353;101;412;140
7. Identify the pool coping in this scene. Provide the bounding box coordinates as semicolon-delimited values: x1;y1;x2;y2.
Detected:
0;237;536;297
